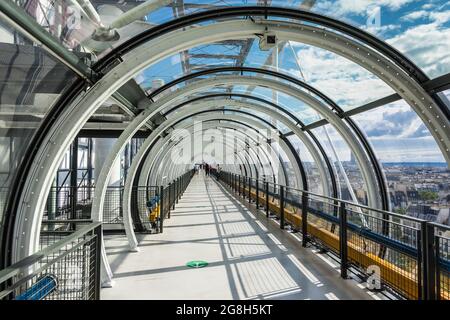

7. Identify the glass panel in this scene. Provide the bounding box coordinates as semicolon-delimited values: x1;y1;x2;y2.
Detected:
351;100;450;224
287;135;327;195
17;0;101;56
271;141;293;186
0;18;78;245
235;86;322;125
310;1;450;78
222;108;292;133
158;84;322;126
440;89;450;113
15;1;316;57
137;39;392;115
17;1;449;78
311;125;369;206
289;42;395;111
137;47;323;125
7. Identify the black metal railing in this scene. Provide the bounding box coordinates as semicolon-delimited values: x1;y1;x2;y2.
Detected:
0;221;101;300
43;170;195;234
217;171;450;300
0;170;194;300
44;186;122;225
102;186;124;226
434;223;450;300
39;219;94;250
158;170;195;233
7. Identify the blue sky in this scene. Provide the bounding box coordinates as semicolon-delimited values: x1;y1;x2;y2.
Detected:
135;0;450;163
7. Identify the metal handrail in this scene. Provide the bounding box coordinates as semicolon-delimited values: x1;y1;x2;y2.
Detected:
431;221;450;232
0;222;101;284
41;219;93;224
244;173;428;224
221;170;450;299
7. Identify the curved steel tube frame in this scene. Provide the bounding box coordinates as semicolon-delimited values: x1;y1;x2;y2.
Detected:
119;110;295;250
152;123;283;192
148;112;296;190
150;75;381;209
162;94;330;193
151;126;269;184
150;67;385;209
4;9;449;285
144;132;274;187
145;122;278;188
154;133;262;187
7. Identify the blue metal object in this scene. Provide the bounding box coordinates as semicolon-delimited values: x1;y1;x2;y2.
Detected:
146;196;160;210
15;275;57;300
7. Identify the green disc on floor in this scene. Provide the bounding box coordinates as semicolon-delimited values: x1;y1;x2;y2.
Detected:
186;260;209;268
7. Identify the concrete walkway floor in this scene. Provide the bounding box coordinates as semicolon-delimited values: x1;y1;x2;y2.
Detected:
102;173;376;300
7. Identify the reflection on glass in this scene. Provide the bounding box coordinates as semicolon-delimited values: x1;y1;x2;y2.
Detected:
16;1;450;79
311;125;368;205
0;18;77;241
287;135;325;195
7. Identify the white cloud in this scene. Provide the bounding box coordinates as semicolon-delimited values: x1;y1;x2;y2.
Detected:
386;23;450;78
352;103;445;162
315;0;414;16
400;9;450;24
429;10;450;24
364;23;401;37
290;1;448;162
290;44;394;109
422;4;435;10
401;10;429;21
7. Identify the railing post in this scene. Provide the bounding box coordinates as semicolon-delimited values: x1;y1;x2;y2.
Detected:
435;234;441;300
279;186;285;229
256;178;259;209
301;193;308;247
420;222;436;300
248;177;251;202
176;177;180;202
93;224;102;300
167;182;172;218
174;179;177;203
172;180;176;210
244;176;247;199
265;181;269;218
238;175;241;196
175;179;177;204
159;186;164;233
339;202;348;279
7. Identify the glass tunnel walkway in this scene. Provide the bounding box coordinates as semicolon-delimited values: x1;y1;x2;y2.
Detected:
1;0;450;303
102;172;374;300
